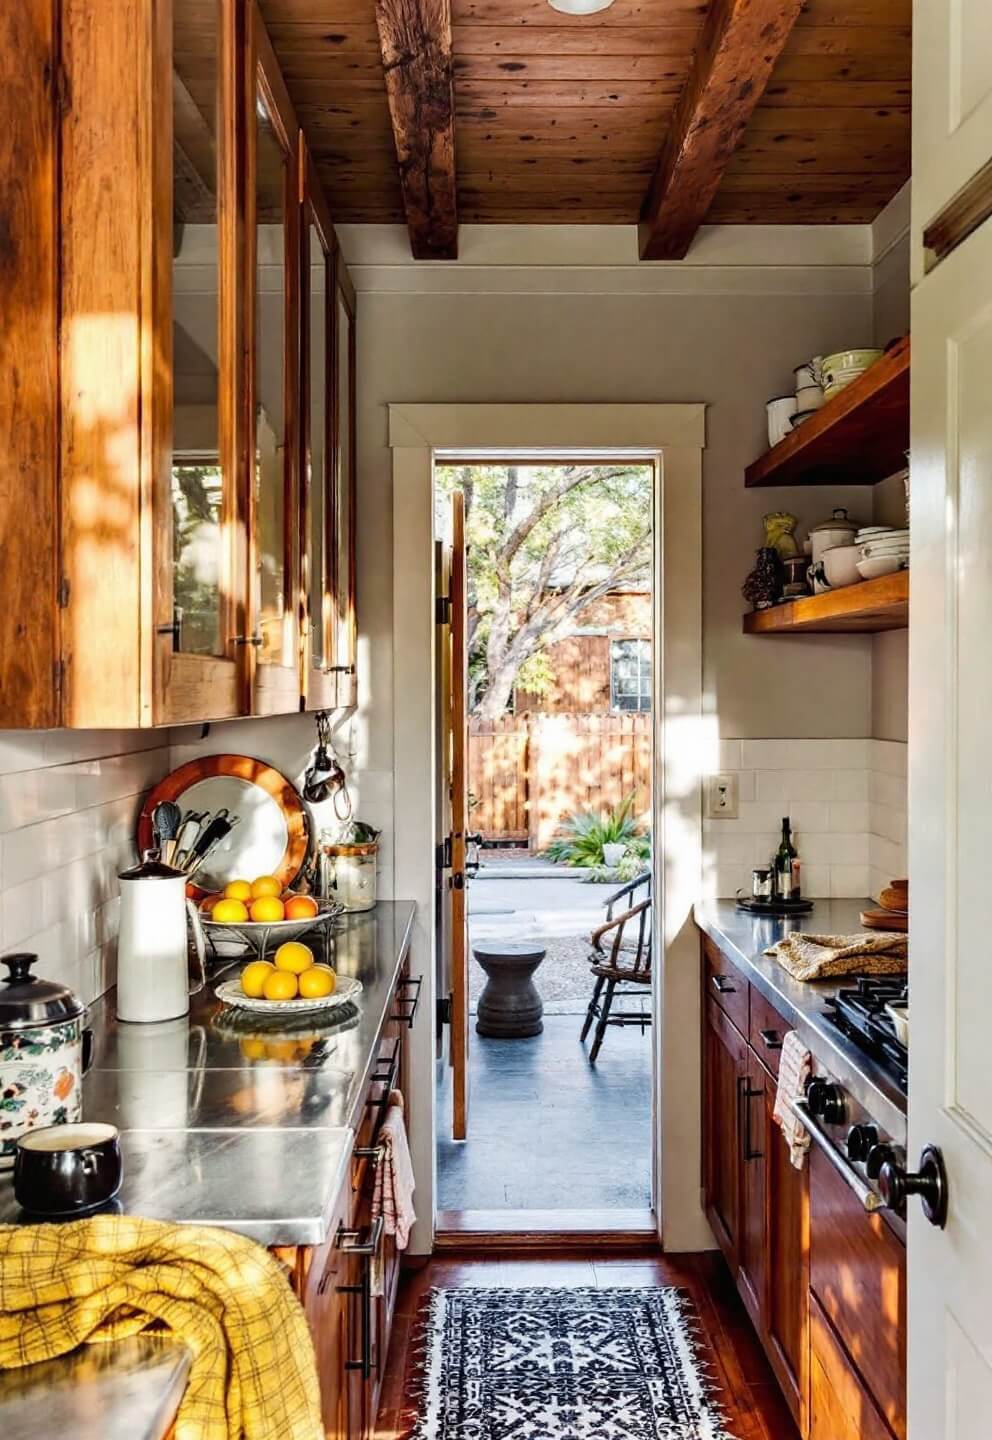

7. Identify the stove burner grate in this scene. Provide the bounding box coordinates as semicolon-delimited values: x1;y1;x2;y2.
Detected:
823;975;909;1094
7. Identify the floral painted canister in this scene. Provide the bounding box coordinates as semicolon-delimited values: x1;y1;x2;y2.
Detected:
0;954;90;1169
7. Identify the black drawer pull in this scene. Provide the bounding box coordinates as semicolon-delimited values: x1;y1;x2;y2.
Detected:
759;1027;783;1050
391;975;422;1029
336;1216;385;1380
366;1038;401;1108
711;974;736;995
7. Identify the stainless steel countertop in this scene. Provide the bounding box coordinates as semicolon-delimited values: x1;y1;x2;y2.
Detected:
0;900;415;1245
694;898;907;1143
0;1335;190;1440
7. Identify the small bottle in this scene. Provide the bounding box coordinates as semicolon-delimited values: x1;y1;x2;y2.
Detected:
775;817;801;900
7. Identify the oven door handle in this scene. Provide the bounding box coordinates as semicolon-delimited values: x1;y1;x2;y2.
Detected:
787;1096;885;1213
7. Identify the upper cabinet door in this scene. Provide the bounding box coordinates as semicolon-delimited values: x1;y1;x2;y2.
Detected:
248;11;302;716
163;0;246;724
301;145;339;712
332;262;358;709
913;0;992;274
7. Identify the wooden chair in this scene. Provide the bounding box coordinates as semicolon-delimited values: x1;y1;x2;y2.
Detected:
579;872;652;1063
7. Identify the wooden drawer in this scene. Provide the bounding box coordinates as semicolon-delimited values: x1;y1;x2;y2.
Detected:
702;935;749;1036
749;987;789;1078
809;1144;906;1439
810;1294;896;1440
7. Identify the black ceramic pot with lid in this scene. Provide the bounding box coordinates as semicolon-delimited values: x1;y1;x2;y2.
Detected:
0;953;92;1169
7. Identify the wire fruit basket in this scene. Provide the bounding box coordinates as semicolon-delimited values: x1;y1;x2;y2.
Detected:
199;897;345;961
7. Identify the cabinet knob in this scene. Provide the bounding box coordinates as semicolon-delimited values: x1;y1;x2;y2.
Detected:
878;1144;949;1229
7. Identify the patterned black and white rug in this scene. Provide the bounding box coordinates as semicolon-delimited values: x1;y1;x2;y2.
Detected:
407;1287;734;1439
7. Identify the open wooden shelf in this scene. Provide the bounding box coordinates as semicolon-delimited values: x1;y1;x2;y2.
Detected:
745;335;910;488
743;570;909;634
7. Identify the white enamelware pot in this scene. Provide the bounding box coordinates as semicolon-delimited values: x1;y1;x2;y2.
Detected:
117;853;206;1024
795;384;824;412
821;544;862;588
767;396;798;447
807;508;859;593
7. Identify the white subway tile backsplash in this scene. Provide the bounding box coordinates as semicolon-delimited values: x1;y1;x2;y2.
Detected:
831;865;871;897
0;731;168;1005
741;738;869;771
829;801;871;833
833;770;869;802
755;769;834;802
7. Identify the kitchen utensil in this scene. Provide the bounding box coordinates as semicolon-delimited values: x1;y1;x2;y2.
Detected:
138;755;309;900
766;395;798;447
808;508;859;593
0;954;93;1168
184;809;239;877
14;1122;123;1216
302;711;354;821
199;897;345;961
214;973;362;1015
795;384;824;411
821;348;884;397
860;907;908;932
821;543;862;588
152;800;182;866
116;853;206;1023
857;555;907;580
885;1001;909;1046
173;810;207;869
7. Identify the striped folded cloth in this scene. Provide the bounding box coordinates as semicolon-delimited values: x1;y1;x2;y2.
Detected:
766;930;907;982
773;1031;812;1170
0;1215;323;1440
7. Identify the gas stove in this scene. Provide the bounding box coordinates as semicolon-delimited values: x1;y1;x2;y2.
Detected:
823;976;909;1095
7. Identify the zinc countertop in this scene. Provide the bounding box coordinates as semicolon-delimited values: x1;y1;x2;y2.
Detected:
694;896;907;1144
0;900;416;1247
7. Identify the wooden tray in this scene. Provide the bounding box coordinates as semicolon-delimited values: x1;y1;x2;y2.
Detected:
860;907;908;933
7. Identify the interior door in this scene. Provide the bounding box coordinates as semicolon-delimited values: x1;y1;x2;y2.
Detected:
908;212;992;1437
438;491;470;1140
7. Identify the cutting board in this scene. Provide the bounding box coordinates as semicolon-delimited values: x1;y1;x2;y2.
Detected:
860;907;908;933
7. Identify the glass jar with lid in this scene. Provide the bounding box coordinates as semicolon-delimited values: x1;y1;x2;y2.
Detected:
318;837;378;912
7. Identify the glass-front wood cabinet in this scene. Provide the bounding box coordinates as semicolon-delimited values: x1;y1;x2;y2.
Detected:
41;0;358;728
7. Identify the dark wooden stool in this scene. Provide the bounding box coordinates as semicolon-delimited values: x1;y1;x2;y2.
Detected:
473;940;547;1037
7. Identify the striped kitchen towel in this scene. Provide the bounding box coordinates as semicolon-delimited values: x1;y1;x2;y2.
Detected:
773;1031;812;1170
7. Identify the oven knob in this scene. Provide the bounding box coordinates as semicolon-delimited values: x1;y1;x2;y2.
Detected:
865;1142;897;1180
846;1124;879;1163
807;1079;847;1125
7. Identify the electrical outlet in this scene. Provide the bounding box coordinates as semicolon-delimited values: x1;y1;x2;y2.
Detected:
706;773;739;819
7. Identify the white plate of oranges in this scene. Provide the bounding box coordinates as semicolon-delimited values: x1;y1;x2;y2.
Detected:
199;876;344;957
214;940;362;1014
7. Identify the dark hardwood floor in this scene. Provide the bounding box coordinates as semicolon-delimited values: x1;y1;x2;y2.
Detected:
376;1248;800;1439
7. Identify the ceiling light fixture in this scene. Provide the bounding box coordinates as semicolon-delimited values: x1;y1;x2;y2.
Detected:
547;0;616;14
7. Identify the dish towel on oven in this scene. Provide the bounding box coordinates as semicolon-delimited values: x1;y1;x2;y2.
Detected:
773;1031;813;1170
370;1089;416;1297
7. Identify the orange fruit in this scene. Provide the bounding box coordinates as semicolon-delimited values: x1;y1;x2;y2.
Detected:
262;969;298;1001
273;941;314;975
199;894;222;915
298;965;336;999
240;960;275;997
284;894;319;921
250;875;282;899
249;895;285;923
223;879;253;902
212;897;250;924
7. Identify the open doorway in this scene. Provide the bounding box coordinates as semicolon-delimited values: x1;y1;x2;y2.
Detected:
434;458;656;1233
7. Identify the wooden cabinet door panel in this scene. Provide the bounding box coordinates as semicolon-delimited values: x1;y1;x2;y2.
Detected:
749;988;787;1080
738;1053;765;1331
809;1144;906;1439
810;1295;895;1440
302;1174;354;1440
763;1073;809;1432
702;936;749;1035
702;996;747;1268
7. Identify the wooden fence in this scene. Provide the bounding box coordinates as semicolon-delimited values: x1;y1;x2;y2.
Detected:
468;713;651;850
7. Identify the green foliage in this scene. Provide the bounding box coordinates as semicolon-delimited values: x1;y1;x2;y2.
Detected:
582;853;651;884
543;793;651;868
514;650;555;702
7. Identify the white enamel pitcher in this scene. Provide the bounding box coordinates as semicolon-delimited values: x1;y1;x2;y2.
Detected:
117;852;206;1023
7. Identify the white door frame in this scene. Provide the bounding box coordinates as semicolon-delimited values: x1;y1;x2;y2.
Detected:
390;402;709;1254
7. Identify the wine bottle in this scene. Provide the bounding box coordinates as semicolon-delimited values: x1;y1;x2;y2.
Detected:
775;816;801;900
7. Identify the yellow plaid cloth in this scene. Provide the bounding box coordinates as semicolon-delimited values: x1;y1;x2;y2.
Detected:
0;1215;323;1440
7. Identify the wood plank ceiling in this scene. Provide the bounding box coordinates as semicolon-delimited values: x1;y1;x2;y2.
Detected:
260;0;911;254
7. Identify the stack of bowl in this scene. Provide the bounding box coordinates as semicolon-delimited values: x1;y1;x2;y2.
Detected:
855;525;910;580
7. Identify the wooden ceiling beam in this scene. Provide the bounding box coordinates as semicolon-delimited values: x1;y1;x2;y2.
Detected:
638;0;805;261
374;0;458;259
